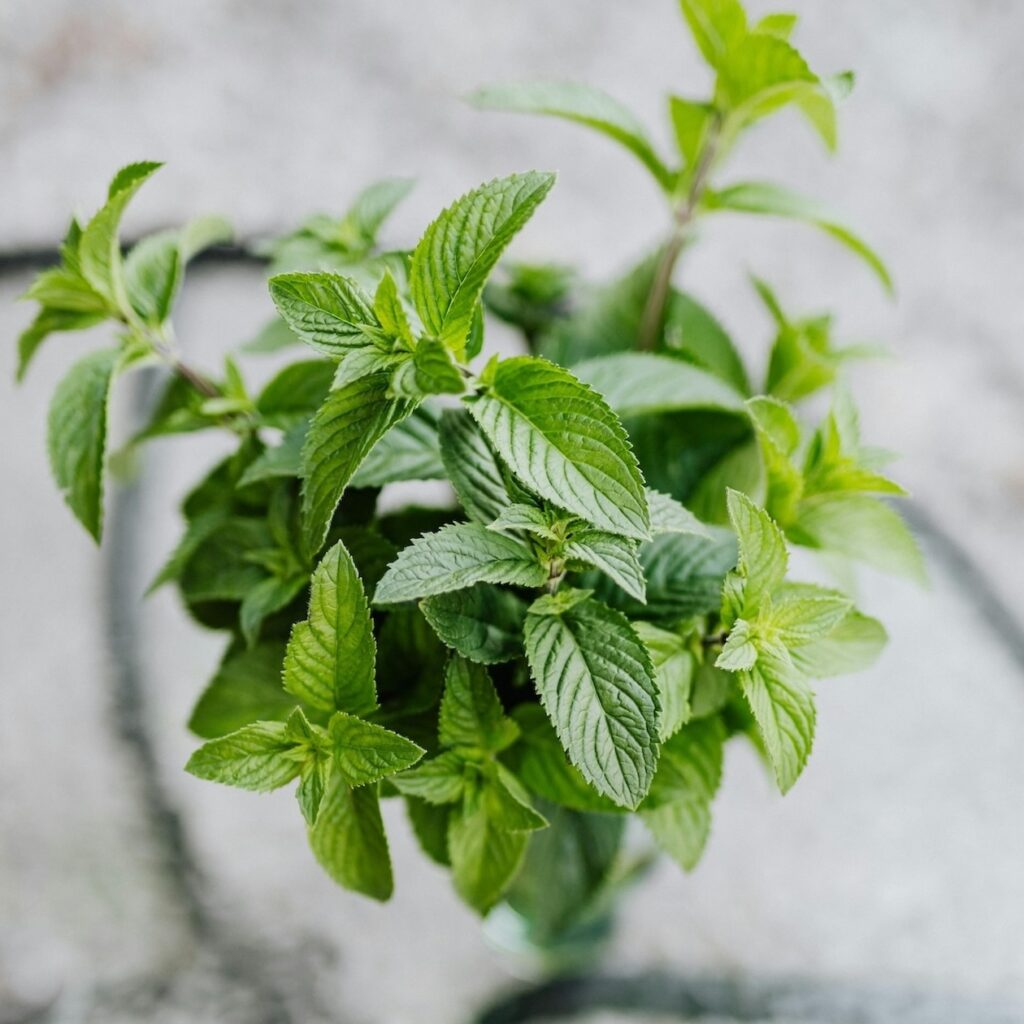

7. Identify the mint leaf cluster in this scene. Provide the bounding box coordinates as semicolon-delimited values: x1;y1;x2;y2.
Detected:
16;0;919;918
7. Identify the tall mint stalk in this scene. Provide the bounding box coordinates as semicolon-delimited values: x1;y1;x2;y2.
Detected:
15;0;922;915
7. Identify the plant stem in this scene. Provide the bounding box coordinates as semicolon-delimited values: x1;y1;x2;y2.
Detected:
637;117;721;352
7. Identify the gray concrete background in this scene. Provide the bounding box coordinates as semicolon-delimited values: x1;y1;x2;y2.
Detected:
3;2;1024;1022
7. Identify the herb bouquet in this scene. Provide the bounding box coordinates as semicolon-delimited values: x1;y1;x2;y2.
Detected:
16;0;922;965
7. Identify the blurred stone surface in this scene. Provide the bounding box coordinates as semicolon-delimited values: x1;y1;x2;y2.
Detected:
3;2;1024;1022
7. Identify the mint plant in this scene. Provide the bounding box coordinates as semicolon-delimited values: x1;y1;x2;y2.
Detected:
16;0;922;925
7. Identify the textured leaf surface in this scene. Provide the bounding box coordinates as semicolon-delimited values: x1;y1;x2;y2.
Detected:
300;372;415;556
741;643;815;793
439;658;518;753
647;489;710;537
468;356;650;539
565;530;646;603
470;82;671;189
391;752;468;804
597;529;737;621
633;622;695;741
726;489;788;618
269;272;383;355
283;541;377;715
46;347;119;541
329;713;424;786
79;161;162;306
421;584;527;665
309;776;393;900
185;721;301;792
350;404;445;488
524;596;659;808
374;523;546;604
439;408;516;524
410;172;555;353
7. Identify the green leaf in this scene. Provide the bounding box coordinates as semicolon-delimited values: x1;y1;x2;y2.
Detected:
740;642;815;793
564;530;646;603
633;622;695;741
506;705;620;813
597;529;737;621
350;404;445;488
448;788;528;913
410;172;555;355
664;290;750;395
647;489;710;537
188;641;297;739
747;395;804;526
79;161;163;310
716;619;758;671
756;12;798;37
505;800;625;939
46;347;120;541
468;356;650;540
125;215;230;326
668;96;715;170
573;352;747;418
725;489;788;619
239;573;306;647
405;797;452;866
374;523;546;604
790;495;926;583
718;31;815;109
237;422;305;487
704;183;893;294
639;717;724;870
439;658;518;753
124;230;180;325
765;584;851;647
421;584;527;665
344;178;414;244
16;307;106;382
439;409;518;524
300;372;415;557
524;595;659;808
178;213;233;262
185;720;302;791
243;315;300;354
23;268;108;314
391;751;469;804
269;272;385;355
329;712;424;786
373;270;415;346
296;751;332;826
788;609;887;679
470;83;672;191
488;503;556;538
536;257;656;366
309;775;393;900
178;517;272;604
283;540;377;715
255;360;335;428
678;0;747;68
413;337;466;395
486;767;549;831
